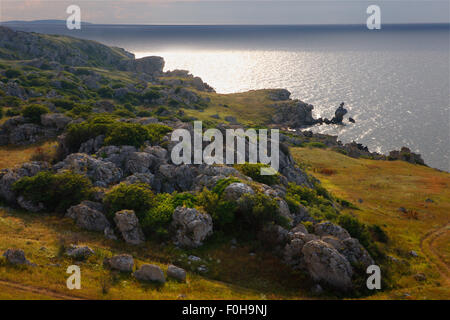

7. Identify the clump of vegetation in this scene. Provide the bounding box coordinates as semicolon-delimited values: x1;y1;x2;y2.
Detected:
12;171;93;213
65;115;172;151
103;183;154;220
5;69;22;79
21;104;50;124
104;123;151;148
234;163;279;185
304;141;327;149
197;178;286;237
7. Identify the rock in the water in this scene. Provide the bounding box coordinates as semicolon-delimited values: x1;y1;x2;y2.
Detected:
302;240;353;291
133;264;165;283
314;221;351;241
66;201;110;232
171;207;213;248
104;254;134;272
114;210;145;245
167;265;187;282
3;248;32;265
66;245;94;260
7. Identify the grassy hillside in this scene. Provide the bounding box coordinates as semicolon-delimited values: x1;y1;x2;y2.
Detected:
0;143;448;299
291;146;450;299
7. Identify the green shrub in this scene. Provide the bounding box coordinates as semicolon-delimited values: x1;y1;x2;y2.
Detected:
52;98;76;110
21;104;50;124
5;69;22;79
5;109;20;117
103;183;154;220
0;107;3;119
65;115;116;151
69;104;93;116
98;86;114;98
104;123;150;148
142;193;175;239
2;96;21;108
113;108;135;118
197;188;236;229
142;90;161;102
234;163;279;185
12;171;93;213
211;177;240;197
237;193;287;233
145;123;172;145
305;141;326;148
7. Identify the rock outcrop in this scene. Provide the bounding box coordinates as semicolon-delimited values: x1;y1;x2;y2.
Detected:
302;240;353;291
66;201;110;232
171;207;213;248
133;264;165;283
114;210;145;245
104;254;134;272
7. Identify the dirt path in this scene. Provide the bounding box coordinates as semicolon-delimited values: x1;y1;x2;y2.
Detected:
0;279;85;300
420;223;450;284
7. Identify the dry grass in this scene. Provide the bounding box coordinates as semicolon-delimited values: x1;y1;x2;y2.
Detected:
291;147;450;300
0;141;58;170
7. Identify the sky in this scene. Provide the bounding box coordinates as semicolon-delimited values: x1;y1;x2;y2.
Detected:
0;0;449;25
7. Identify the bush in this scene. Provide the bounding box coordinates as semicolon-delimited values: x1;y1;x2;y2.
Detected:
12;171;93;213
52;98;76;110
21;104;50;124
5;109;20;117
0;107;2;119
113;108;135;118
237;193;287;233
103;183;154;220
2;96;21;108
142;193;175;239
98;86;114;98
104;123;151;148
65;116;171;151
234;163;279;185
142;90;161;102
5;69;22;79
305;141;326;148
197;188;236;229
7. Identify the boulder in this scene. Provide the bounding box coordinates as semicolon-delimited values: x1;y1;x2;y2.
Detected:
125;152;154;174
54;153;122;187
104;254;134;272
171;207;213;248
341;238;374;268
223;183;254;202
133;264;165;283
66;245;94;260
167;265;187;282
17;195;44;212
314;221;351;241
66;201;110;232
3;248;32;265
0;161;49;203
40;113;72;130
302;240;353;291
114;210;145;245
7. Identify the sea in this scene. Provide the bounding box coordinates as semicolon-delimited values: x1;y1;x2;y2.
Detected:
4;23;449;171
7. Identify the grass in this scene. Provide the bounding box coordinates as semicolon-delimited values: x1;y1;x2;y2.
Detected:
182;90;277;127
291;146;450;300
0;141;58;169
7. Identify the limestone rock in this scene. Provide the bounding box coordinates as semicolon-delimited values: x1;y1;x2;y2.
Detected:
171;207;213;248
114;210;145;245
133;264;165;283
